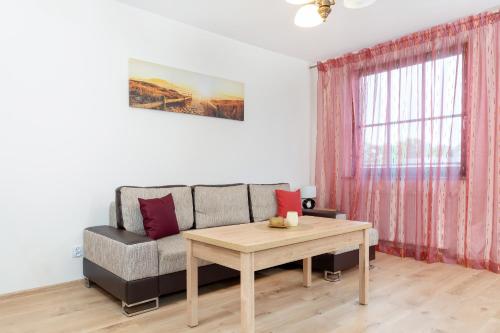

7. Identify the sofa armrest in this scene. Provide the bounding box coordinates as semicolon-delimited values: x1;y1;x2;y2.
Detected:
302;208;337;219
83;226;158;281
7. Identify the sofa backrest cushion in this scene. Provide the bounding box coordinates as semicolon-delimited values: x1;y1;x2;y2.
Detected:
248;183;290;222
116;185;193;234
109;202;117;228
193;184;250;229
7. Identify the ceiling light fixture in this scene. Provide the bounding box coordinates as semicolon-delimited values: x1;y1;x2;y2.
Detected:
287;0;376;28
294;4;324;27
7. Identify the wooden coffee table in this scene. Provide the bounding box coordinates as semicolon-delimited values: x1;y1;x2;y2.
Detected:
182;215;372;333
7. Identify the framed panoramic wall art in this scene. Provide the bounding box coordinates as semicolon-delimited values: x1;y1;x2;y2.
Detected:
128;59;244;121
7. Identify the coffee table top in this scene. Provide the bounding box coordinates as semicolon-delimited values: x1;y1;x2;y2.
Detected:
182;216;371;253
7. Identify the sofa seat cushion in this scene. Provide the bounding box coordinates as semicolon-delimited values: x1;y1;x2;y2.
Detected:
157;234;211;275
194;184;250;229
331;228;379;255
116;185;194;235
248;183;290;222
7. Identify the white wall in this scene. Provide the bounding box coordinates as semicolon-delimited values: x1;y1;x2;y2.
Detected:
0;0;311;294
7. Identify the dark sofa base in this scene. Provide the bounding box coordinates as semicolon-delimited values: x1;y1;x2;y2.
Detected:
83;258;239;306
312;246;376;273
84;246;376;314
83;258;158;305
159;264;239;295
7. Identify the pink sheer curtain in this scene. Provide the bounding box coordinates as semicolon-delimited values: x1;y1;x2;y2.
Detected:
316;11;499;272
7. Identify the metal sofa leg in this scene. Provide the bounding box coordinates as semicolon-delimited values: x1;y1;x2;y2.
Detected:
121;297;159;317
324;270;342;282
84;277;92;288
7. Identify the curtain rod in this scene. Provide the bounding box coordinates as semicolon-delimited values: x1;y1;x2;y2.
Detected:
308;7;500;71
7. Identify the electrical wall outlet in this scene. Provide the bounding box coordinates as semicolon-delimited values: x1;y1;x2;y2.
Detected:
72;246;83;258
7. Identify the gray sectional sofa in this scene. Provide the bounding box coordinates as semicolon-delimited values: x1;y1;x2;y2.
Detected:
83;183;377;316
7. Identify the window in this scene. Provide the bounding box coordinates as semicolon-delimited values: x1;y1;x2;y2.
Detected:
360;52;464;176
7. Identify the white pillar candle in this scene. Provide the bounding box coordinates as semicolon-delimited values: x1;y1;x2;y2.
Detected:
286;211;299;227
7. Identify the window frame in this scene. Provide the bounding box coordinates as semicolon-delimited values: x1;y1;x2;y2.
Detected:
355;44;468;179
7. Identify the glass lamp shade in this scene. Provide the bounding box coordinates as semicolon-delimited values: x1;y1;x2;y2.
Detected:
286;0;311;4
294;4;322;27
343;0;377;9
300;185;317;199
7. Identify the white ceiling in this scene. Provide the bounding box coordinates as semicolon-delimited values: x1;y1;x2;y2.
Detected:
117;0;500;62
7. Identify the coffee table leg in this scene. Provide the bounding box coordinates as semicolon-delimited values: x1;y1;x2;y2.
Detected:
240;252;255;333
359;229;369;305
187;240;198;327
303;257;312;287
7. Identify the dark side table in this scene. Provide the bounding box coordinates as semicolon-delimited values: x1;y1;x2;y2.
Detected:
302;208;375;282
302;208;337;219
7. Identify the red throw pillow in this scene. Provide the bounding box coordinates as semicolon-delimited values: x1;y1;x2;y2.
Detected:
275;189;303;218
138;194;179;240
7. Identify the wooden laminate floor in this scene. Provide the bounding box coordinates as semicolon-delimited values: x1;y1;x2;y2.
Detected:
0;253;499;333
